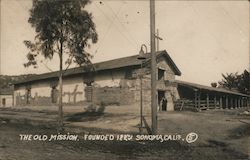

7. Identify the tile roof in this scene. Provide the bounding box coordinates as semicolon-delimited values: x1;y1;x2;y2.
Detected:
0;88;13;95
176;80;250;97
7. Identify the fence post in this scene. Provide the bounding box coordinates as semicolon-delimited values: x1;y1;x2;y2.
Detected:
226;96;228;109
198;92;201;111
206;94;209;110
214;96;217;109
194;89;197;110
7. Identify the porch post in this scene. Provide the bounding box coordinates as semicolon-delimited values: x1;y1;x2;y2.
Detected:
244;98;247;107
198;92;201;111
236;98;239;108
226;96;228;109
194;89;197;109
234;98;238;109
245;98;247;107
219;96;222;109
238;98;241;108
247;98;249;108
230;98;233;109
214;96;217;109
206;94;209;110
242;98;245;107
225;96;228;109
241;98;244;108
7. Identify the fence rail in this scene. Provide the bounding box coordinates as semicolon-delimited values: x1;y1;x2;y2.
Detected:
174;99;220;111
174;98;249;111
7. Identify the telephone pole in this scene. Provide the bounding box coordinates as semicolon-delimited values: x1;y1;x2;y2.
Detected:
150;0;157;134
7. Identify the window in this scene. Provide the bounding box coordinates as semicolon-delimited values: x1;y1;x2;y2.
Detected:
2;98;6;106
158;68;165;80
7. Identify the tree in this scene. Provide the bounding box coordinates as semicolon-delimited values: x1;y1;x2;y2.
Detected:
218;72;240;90
24;0;98;130
211;82;217;88
218;70;249;95
238;70;249;95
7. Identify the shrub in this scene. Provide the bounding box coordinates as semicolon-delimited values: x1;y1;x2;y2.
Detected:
85;102;106;114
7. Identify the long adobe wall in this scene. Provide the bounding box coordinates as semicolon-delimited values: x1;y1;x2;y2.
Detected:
14;76;86;106
13;68;139;107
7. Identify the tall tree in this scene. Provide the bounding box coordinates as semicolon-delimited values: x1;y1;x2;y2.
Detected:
218;72;240;90
218;70;249;95
238;70;249;95
24;0;98;129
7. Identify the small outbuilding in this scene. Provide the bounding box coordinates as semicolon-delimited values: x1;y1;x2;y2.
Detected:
0;88;13;107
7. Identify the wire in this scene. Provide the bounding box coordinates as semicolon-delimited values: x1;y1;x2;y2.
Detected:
41;60;53;72
94;1;138;50
105;1;141;48
187;2;229;54
94;1;125;55
218;2;248;40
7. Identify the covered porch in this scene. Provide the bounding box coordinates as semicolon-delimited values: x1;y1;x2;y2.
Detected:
175;80;250;111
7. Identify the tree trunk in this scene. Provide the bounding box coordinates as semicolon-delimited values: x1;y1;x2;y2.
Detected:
58;42;63;130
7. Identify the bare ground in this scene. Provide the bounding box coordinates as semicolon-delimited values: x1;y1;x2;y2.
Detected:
0;106;249;160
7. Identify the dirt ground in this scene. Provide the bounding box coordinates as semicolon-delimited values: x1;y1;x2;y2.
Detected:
0;106;249;160
158;109;250;159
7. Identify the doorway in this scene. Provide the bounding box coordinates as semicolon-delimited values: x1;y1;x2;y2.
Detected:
158;90;167;111
2;98;6;107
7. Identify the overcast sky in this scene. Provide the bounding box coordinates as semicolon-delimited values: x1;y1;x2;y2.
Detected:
0;0;249;86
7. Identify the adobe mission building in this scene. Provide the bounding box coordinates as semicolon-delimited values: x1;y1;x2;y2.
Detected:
13;50;181;113
13;50;250;112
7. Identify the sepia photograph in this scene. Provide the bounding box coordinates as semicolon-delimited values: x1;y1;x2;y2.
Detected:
0;0;249;159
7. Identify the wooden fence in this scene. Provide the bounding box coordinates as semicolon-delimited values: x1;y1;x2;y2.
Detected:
174;99;221;111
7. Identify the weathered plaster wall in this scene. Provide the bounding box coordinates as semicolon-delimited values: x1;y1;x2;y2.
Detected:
14;70;129;106
157;57;175;81
62;76;85;104
13;57;180;112
92;87;135;105
93;70;125;87
157;58;177;111
90;58;179;113
91;69;136;105
31;82;51;97
0;95;13;107
14;76;86;106
15;81;53;106
14;86;27;106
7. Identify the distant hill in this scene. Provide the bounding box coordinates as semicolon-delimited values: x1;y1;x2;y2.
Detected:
0;74;35;89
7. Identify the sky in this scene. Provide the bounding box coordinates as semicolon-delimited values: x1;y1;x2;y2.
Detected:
0;0;249;86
